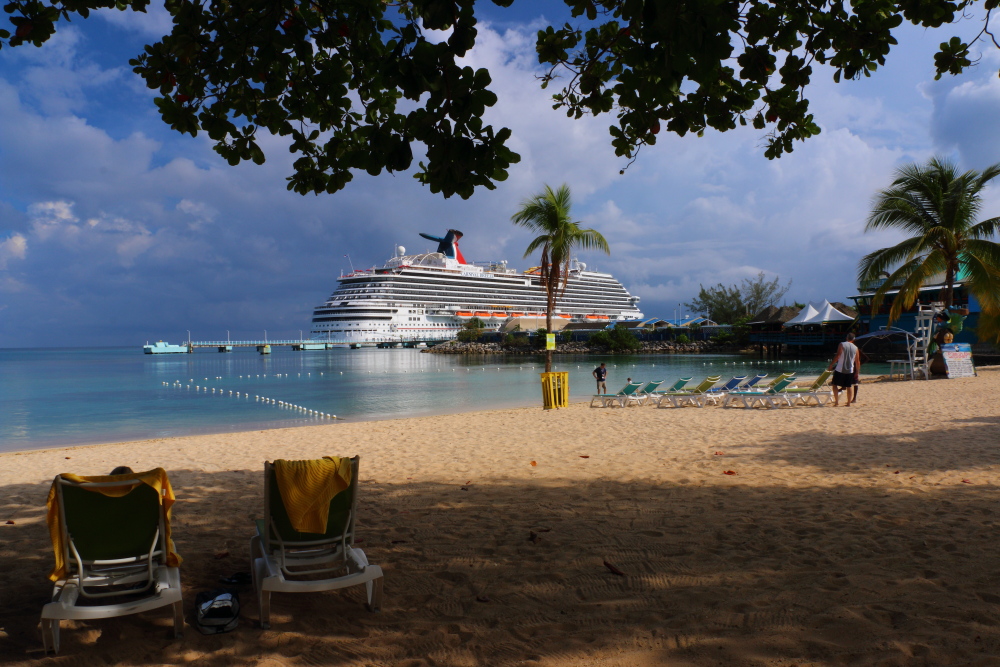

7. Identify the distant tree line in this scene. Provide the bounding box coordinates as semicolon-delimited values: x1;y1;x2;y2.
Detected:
684;272;791;325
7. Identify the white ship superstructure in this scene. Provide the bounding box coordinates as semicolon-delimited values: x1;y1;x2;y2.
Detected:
310;233;643;344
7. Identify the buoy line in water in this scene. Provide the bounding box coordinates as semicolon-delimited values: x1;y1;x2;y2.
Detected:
163;381;339;420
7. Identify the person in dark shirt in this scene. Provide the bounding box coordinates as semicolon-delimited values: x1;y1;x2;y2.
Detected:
593;363;608;394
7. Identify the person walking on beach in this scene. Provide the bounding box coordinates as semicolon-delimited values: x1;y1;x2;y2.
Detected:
593;363;607;394
828;333;860;407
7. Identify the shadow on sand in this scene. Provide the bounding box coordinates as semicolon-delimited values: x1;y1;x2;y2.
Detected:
3;416;1000;665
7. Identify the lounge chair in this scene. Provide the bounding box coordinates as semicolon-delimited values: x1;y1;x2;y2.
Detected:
250;456;384;629
647;377;693;406
656;376;722;408
736;373;767;390
702;375;748;405
624;380;664;406
722;377;797;408
41;468;183;654
760;372;796;390
785;370;833;406
591;381;644;408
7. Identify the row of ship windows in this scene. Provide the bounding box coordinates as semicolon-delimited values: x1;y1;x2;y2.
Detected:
331;294;633;308
313;320;458;326
344;274;623;289
335;284;630;299
335;278;627;294
333;287;632;300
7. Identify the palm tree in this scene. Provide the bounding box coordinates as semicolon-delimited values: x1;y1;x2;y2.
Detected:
512;184;610;372
858;158;1000;336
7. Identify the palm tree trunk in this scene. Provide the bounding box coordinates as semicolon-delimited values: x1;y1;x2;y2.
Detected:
545;289;554;372
944;263;955;308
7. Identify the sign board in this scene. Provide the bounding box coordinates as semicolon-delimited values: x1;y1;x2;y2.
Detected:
941;343;976;378
545;334;556;351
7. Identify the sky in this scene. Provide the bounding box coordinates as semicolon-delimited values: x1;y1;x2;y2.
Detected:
1;1;999;347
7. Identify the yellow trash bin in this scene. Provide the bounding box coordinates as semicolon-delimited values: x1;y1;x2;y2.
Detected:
540;371;569;409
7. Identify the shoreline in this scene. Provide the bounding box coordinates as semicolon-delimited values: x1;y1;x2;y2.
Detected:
4;370;999;664
0;372;888;457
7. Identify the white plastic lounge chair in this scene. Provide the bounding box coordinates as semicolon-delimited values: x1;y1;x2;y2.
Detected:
657;376;722;408
250;456;384;629
41;469;183;654
736;373;767;390
722;377;797;408
703;375;747;405
785;370;833;406
624;380;664;406
591;381;644;408
648;377;693;406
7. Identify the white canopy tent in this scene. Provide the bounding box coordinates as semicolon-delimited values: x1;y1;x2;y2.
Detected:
784;300;853;326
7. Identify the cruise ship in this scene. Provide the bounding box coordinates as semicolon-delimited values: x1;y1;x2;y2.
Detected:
309;230;643;345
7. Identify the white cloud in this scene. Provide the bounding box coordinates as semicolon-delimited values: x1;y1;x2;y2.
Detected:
0;233;27;269
95;2;174;38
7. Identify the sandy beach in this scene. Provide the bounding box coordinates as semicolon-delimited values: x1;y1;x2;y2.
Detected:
3;369;1000;665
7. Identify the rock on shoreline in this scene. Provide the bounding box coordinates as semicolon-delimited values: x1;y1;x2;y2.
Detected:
425;340;744;355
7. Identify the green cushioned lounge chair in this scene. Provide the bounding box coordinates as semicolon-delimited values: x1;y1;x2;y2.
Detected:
41;472;183;654
723;376;797;408
625;380;665;406
656;376;722;408
785;370;834;406
591;381;644;408
250;456;383;629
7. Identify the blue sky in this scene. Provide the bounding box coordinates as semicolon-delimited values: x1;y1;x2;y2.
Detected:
1;1;999;347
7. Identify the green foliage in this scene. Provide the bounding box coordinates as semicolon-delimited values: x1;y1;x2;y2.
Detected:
858;157;1000;325
675;334;690;344
503;333;529;348
4;0;992;196
731;316;753;346
457;316;484;341
685;272;791;324
710;331;735;344
590;324;640;352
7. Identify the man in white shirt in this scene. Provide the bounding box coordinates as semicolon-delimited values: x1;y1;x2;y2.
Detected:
828;332;860;407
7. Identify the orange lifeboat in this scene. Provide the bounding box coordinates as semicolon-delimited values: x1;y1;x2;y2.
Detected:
585;314;610;321
492;312;507;319
455;311;473;319
510;312;525;317
473;311;490;319
557;314;572;319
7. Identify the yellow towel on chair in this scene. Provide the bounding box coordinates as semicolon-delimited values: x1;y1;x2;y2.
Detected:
273;457;352;534
46;467;181;582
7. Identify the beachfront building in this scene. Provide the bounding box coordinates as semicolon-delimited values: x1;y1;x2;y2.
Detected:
849;277;979;345
746;302;857;357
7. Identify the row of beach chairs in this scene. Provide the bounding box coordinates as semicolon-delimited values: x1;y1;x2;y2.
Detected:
591;371;834;409
40;457;383;654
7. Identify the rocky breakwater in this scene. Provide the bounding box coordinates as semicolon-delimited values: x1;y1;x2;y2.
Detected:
425;340;743;355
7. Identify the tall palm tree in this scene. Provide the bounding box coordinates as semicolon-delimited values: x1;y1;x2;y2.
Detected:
858;158;1000;336
512;184;610;372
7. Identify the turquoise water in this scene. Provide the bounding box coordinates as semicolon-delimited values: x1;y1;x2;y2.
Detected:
0;347;890;452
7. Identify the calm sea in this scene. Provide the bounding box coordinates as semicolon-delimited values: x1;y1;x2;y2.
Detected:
0;347;890;452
